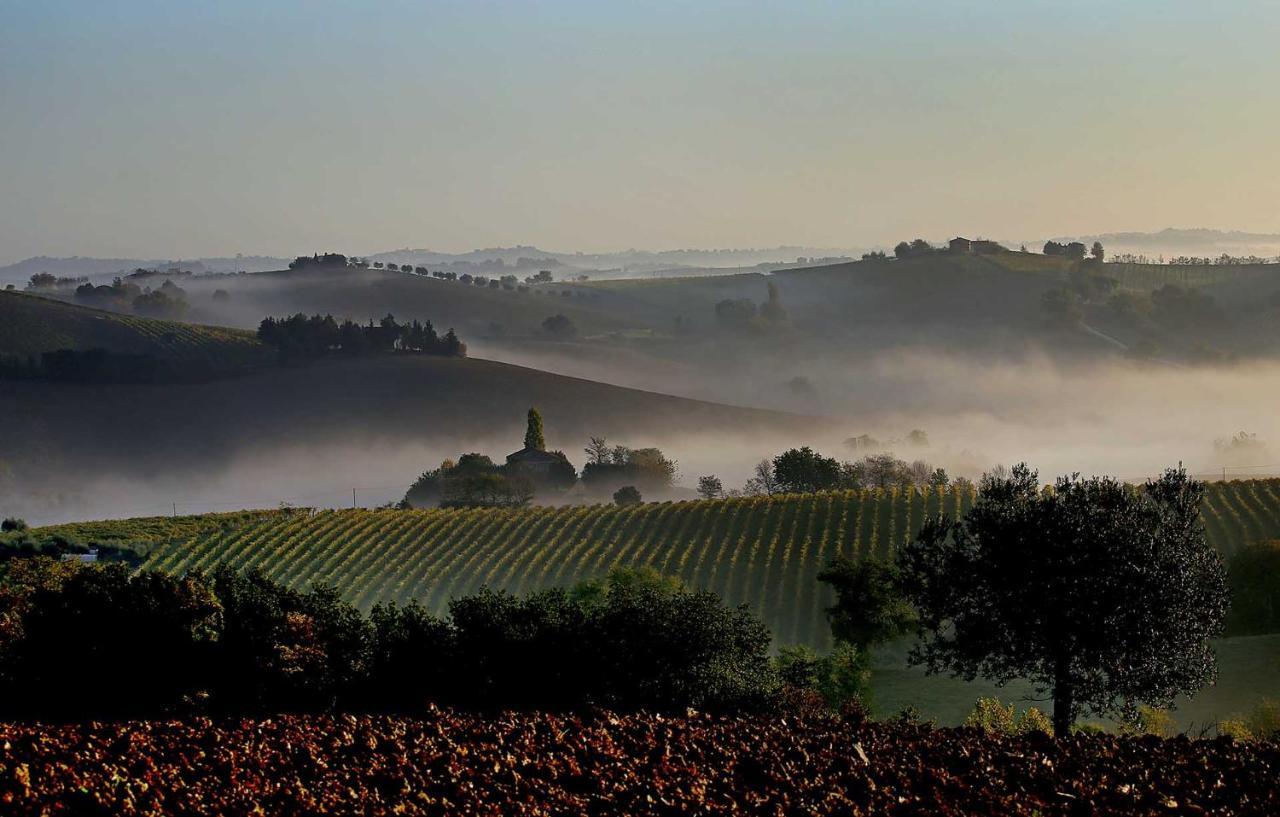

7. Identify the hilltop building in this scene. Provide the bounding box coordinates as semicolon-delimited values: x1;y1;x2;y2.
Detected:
949;237;1005;254
505;447;563;475
505;407;561;476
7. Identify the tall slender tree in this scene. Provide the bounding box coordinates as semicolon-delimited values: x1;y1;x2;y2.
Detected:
525;408;546;451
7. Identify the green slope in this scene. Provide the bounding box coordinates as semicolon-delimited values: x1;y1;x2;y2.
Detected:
27;479;1275;649
0;290;268;365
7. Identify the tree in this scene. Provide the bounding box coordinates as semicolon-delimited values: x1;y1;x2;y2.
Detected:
743;459;779;495
542;314;577;339
626;448;677;489
8;564;222;719
895;239;933;260
898;464;1229;736
817;557;915;650
697;475;724;500
775;642;871;711
1091;241;1105;262
1;517;26;532
772;447;841;493
760;281;788;324
442;329;466;356
524;407;546;451
584;436;610;466
613;485;642;506
442;472;534;508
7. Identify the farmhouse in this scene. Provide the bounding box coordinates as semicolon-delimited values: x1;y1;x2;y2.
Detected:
949;237;1005;254
505;446;562;475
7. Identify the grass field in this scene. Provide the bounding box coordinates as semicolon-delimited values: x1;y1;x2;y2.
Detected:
870;633;1280;730
0;290;268;365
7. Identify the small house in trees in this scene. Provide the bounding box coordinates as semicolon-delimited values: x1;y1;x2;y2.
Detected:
505;447;562;476
950;237;1004;254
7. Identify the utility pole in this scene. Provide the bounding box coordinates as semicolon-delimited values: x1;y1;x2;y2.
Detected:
172;502;177;518
352;488;357;509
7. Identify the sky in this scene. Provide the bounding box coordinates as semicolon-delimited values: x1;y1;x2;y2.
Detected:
2;0;1279;264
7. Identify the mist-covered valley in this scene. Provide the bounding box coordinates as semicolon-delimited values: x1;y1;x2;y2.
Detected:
8;244;1280;526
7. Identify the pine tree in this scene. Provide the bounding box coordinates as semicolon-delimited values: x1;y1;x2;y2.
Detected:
525;408;546;451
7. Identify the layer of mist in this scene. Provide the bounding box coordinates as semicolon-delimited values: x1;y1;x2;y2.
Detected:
5;346;1277;526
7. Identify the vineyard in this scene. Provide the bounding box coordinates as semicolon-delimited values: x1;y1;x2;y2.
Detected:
0;290;267;365
58;479;1272;649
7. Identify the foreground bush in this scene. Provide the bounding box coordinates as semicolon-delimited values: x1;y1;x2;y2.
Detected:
0;562;777;719
1219;699;1280;742
0;712;1276;816
963;697;1051;736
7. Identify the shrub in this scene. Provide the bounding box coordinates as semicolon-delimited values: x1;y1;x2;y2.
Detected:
1122;705;1175;737
964;698;1017;734
1017;706;1053;735
6;564;222;719
613;485;642;506
963;698;1052;736
1;517;27;533
0;562;777;719
1219;699;1280;742
775;642;871;713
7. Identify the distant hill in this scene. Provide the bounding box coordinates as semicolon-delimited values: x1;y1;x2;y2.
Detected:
1;245;865;287
1039;228;1280;260
0;290;268;365
0;255;291;285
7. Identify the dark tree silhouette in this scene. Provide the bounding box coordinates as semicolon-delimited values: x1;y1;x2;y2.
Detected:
696;475;723;500
898;464;1229;736
524;407;546;451
772;447;841;493
541;314;577;339
613;485;642;506
817;557;915;650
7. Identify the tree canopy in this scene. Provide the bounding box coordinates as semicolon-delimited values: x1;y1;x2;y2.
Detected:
898;464;1229;736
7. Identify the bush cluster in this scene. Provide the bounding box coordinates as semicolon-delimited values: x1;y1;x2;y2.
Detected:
0;562;778;720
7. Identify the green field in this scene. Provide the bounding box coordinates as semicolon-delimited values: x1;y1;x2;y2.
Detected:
870;632;1280;729
21;479;1276;650
0;290;268;365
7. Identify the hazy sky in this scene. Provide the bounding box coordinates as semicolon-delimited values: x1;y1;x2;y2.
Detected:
2;0;1278;263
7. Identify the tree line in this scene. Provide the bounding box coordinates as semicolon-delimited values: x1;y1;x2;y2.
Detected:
0;562;777;720
257;313;465;359
712;446;952;498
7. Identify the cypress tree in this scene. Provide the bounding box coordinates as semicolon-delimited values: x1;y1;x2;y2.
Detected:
525;408;545;451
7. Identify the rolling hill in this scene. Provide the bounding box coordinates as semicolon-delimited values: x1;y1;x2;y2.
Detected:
27;479;1280;649
0;290;268;366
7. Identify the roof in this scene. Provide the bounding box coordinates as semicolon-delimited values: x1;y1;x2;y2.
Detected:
506;447;561;464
